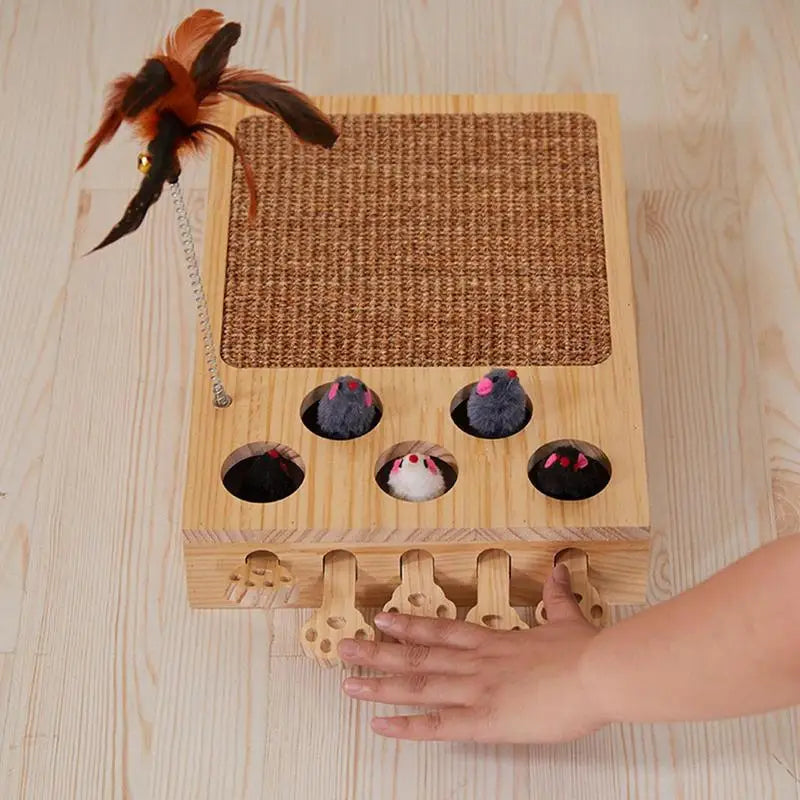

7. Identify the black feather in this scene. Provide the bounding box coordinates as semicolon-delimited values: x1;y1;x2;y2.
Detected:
121;58;174;117
219;78;339;148
190;22;241;99
86;113;186;254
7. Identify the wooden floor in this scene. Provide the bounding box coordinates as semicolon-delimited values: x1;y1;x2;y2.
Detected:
1;1;798;797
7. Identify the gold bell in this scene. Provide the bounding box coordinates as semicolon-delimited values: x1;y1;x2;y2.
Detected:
137;153;152;174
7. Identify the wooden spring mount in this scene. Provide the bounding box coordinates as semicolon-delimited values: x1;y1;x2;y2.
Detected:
534;548;608;627
300;550;375;667
466;549;529;631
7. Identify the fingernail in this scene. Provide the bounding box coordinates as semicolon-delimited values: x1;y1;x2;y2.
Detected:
338;639;359;657
343;678;369;695
372;717;389;732
553;563;570;583
374;613;395;630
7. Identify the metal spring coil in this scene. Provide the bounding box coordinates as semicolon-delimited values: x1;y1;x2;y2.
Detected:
170;180;231;408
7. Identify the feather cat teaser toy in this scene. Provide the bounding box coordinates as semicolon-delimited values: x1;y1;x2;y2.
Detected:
77;8;338;253
78;9;338;407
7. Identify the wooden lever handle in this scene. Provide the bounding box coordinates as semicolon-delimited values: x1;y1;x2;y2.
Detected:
535;548;607;627
226;550;294;608
466;549;528;630
300;550;374;667
383;549;456;618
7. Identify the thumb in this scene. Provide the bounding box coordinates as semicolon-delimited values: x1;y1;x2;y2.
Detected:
542;563;584;623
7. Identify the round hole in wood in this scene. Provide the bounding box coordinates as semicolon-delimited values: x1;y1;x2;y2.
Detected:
574;593;583;603
229;573;240;582
280;576;291;583
320;638;332;653
326;616;347;630
300;380;383;440
252;567;266;576
387;607;399;614
354;629;369;640
264;580;274;588
408;593;427;607
450;378;532;439
436;605;450;618
375;442;458;503
528;439;611;501
590;604;604;619
481;614;503;628
244;581;255;588
221;443;305;504
305;628;317;642
540;607;548;622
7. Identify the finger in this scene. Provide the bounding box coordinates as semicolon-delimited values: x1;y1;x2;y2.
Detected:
373;612;493;649
370;707;484;742
343;673;476;707
338;637;476;675
542;563;585;623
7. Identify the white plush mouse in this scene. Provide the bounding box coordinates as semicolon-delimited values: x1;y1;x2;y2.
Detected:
387;453;446;501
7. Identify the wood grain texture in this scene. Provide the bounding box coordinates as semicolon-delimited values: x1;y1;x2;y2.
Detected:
0;0;92;657
465;549;528;630
0;188;203;798
718;1;800;539
185;539;650;609
0;0;798;798
183;93;650;547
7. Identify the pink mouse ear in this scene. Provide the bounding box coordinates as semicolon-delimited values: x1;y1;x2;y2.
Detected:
390;458;402;474
327;382;339;401
364;388;373;407
575;453;589;470
425;456;439;475
544;453;558;469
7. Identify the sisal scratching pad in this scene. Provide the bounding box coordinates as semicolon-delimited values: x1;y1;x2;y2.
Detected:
222;112;610;368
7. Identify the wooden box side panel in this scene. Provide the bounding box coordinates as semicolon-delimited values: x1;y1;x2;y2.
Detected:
184;540;651;609
181;94;649;543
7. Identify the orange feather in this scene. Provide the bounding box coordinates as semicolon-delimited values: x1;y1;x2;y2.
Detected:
76;74;135;169
163;8;225;68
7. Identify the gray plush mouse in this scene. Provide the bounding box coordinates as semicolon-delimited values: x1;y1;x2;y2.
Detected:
317;375;377;439
466;368;528;437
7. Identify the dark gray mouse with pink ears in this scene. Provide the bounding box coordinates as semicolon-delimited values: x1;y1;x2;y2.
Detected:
317;375;377;439
466;368;528;438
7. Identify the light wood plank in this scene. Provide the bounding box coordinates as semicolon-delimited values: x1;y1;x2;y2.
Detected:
0;0;97;655
0;190;203;798
630;187;795;796
718;1;800;539
594;0;736;190
0;654;13;755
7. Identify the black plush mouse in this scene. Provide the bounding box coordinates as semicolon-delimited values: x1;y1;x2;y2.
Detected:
224;449;299;503
530;445;610;501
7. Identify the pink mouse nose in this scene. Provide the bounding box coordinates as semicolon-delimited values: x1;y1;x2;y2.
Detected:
347;381;359;390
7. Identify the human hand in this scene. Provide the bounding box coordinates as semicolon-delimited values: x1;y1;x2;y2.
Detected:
338;563;607;743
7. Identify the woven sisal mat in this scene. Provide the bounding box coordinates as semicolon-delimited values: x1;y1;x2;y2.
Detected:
222;112;610;368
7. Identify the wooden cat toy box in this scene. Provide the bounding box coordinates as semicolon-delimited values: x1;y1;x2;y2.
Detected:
181;93;650;664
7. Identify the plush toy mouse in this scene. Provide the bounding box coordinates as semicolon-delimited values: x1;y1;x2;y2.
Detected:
226;449;298;503
530;444;610;501
387;453;446;502
316;376;377;439
466;368;528;438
